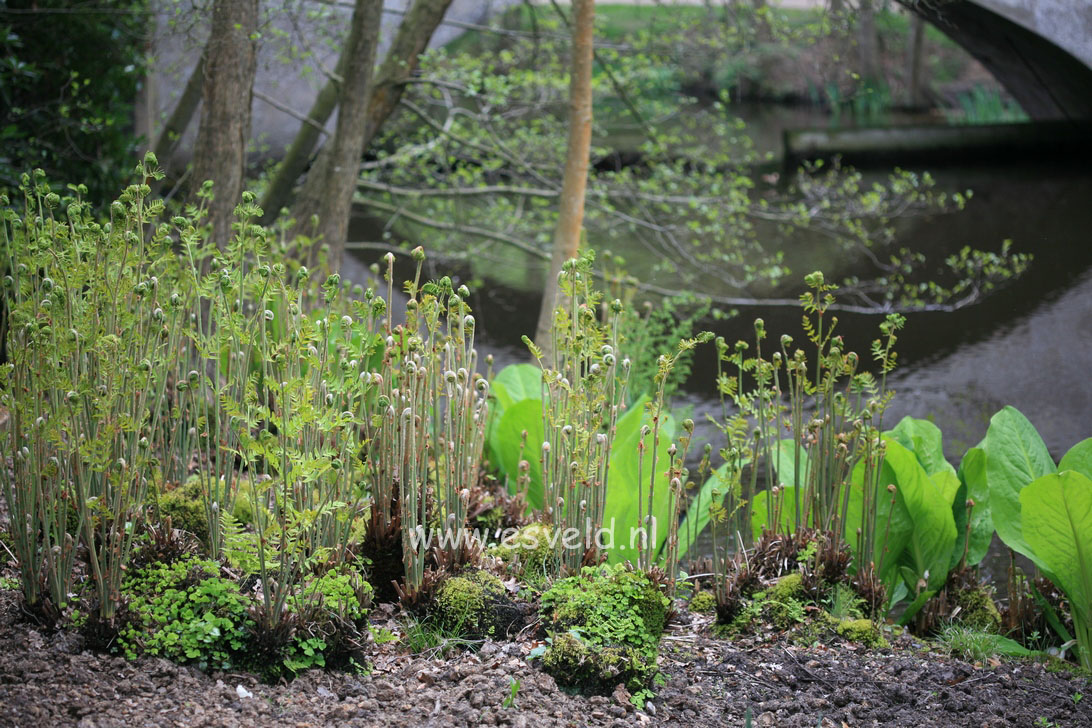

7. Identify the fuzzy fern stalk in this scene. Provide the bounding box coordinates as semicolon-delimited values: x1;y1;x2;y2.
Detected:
526;253;629;573
634;331;709;577
1;158;175;621
366;250;490;597
707;272;905;613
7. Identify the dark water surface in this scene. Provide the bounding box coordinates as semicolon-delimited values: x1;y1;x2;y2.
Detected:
345;112;1092;573
442;158;1092;463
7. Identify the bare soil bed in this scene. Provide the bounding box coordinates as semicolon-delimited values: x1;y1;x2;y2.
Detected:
1;589;1088;728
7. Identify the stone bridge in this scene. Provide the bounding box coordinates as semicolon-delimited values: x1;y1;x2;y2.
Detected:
900;0;1092;120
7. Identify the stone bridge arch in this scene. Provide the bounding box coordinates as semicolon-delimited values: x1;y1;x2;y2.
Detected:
899;0;1092;120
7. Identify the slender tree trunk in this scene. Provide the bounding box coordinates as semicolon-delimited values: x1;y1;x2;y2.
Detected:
190;0;258;249
533;0;595;352
153;50;206;174
857;0;881;84
258;52;346;225
261;0;453;225
364;0;454;148
290;0;383;273
907;14;926;108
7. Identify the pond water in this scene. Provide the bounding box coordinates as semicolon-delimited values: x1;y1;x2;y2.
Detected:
346;105;1092;571
448;160;1092;465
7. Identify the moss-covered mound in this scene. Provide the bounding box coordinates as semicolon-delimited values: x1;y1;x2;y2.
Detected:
434;569;524;640
689;590;716;614
538;563;670;693
489;522;559;588
950;583;1002;633
157;477;210;546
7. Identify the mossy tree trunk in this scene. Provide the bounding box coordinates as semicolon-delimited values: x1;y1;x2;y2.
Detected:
907;14;927;108
857;0;882;85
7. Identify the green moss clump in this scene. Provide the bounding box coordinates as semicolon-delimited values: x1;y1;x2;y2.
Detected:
489;522;558;587
719;573;810;635
542;632;656;693
790;612;888;649
1043;655;1092;679
435;569;520;640
768;572;804;601
469;491;505;532
158;477;209;545
763;573;807;630
835;617;888;648
690;590;716;614
951;584;1002;633
539;564;669;693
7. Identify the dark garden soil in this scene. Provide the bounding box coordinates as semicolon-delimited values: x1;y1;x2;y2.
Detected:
0;589;1088;728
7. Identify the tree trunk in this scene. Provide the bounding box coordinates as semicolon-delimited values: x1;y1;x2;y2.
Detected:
152;50;206;175
363;0;454;147
907;14;926;108
261;0;453;226
258;52;346;225
189;0;258;249
533;0;595;353
290;0;383;273
856;0;881;85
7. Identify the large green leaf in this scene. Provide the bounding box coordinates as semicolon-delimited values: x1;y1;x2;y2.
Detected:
750;439;810;542
881;439;958;624
770;438;809;489
1021;471;1092;658
493;399;545;508
750;485;801;543
984;406;1056;569
486;364;542;466
848;455;910;579
953;447;993;568
889;416;955;479
492;364;541;409
1059;438;1092;481
603;397;674;564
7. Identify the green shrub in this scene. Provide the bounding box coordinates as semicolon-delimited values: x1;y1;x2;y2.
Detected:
118;555;252;671
539;564;669;692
